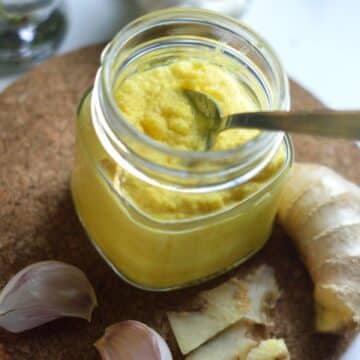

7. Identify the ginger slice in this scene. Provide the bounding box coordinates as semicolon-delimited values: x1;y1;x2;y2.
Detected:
246;339;290;360
278;163;360;332
167;265;280;354
185;322;257;360
186;324;290;360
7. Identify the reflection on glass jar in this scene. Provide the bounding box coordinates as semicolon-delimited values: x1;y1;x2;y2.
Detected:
71;9;293;290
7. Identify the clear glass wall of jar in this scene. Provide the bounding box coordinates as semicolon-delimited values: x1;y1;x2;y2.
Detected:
71;9;293;291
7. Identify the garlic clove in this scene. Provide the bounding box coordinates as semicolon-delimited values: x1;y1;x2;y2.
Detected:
95;320;173;360
0;261;97;333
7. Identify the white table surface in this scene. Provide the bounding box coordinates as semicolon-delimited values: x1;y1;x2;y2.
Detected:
1;0;359;358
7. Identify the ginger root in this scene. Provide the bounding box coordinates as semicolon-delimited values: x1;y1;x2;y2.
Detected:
278;163;360;332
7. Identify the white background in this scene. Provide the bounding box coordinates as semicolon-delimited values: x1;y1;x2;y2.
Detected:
0;0;359;357
1;0;360;110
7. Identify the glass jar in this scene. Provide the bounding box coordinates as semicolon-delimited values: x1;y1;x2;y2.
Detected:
71;9;293;291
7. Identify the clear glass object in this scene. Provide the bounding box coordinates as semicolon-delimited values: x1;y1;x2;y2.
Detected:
71;9;293;291
0;0;66;73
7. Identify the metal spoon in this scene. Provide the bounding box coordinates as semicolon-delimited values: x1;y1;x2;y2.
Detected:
184;90;360;149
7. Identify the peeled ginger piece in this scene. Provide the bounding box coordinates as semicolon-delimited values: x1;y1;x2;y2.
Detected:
168;265;280;354
186;322;289;360
247;339;290;360
278;163;360;332
185;322;257;360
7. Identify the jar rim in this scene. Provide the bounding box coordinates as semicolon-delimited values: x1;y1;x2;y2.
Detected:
93;8;291;192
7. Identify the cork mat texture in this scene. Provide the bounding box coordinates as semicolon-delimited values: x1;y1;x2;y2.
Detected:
0;45;359;359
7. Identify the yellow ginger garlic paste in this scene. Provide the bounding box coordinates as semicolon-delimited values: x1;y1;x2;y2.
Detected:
113;60;285;220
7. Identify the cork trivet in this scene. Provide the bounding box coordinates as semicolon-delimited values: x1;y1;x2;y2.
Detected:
0;45;359;360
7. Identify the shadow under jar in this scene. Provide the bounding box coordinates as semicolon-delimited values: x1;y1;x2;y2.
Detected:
71;9;293;291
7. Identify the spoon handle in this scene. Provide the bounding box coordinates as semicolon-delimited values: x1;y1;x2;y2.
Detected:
227;111;360;140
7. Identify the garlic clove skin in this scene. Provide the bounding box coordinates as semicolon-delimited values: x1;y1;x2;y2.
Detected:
0;261;97;333
95;320;173;360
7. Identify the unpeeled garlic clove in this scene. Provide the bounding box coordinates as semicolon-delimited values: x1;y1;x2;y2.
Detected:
0;261;97;333
95;320;173;360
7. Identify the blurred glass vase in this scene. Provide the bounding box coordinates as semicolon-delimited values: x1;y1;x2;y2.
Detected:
136;0;251;17
0;0;67;73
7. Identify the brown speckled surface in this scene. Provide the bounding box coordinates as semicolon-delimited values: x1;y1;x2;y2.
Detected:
0;45;359;359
